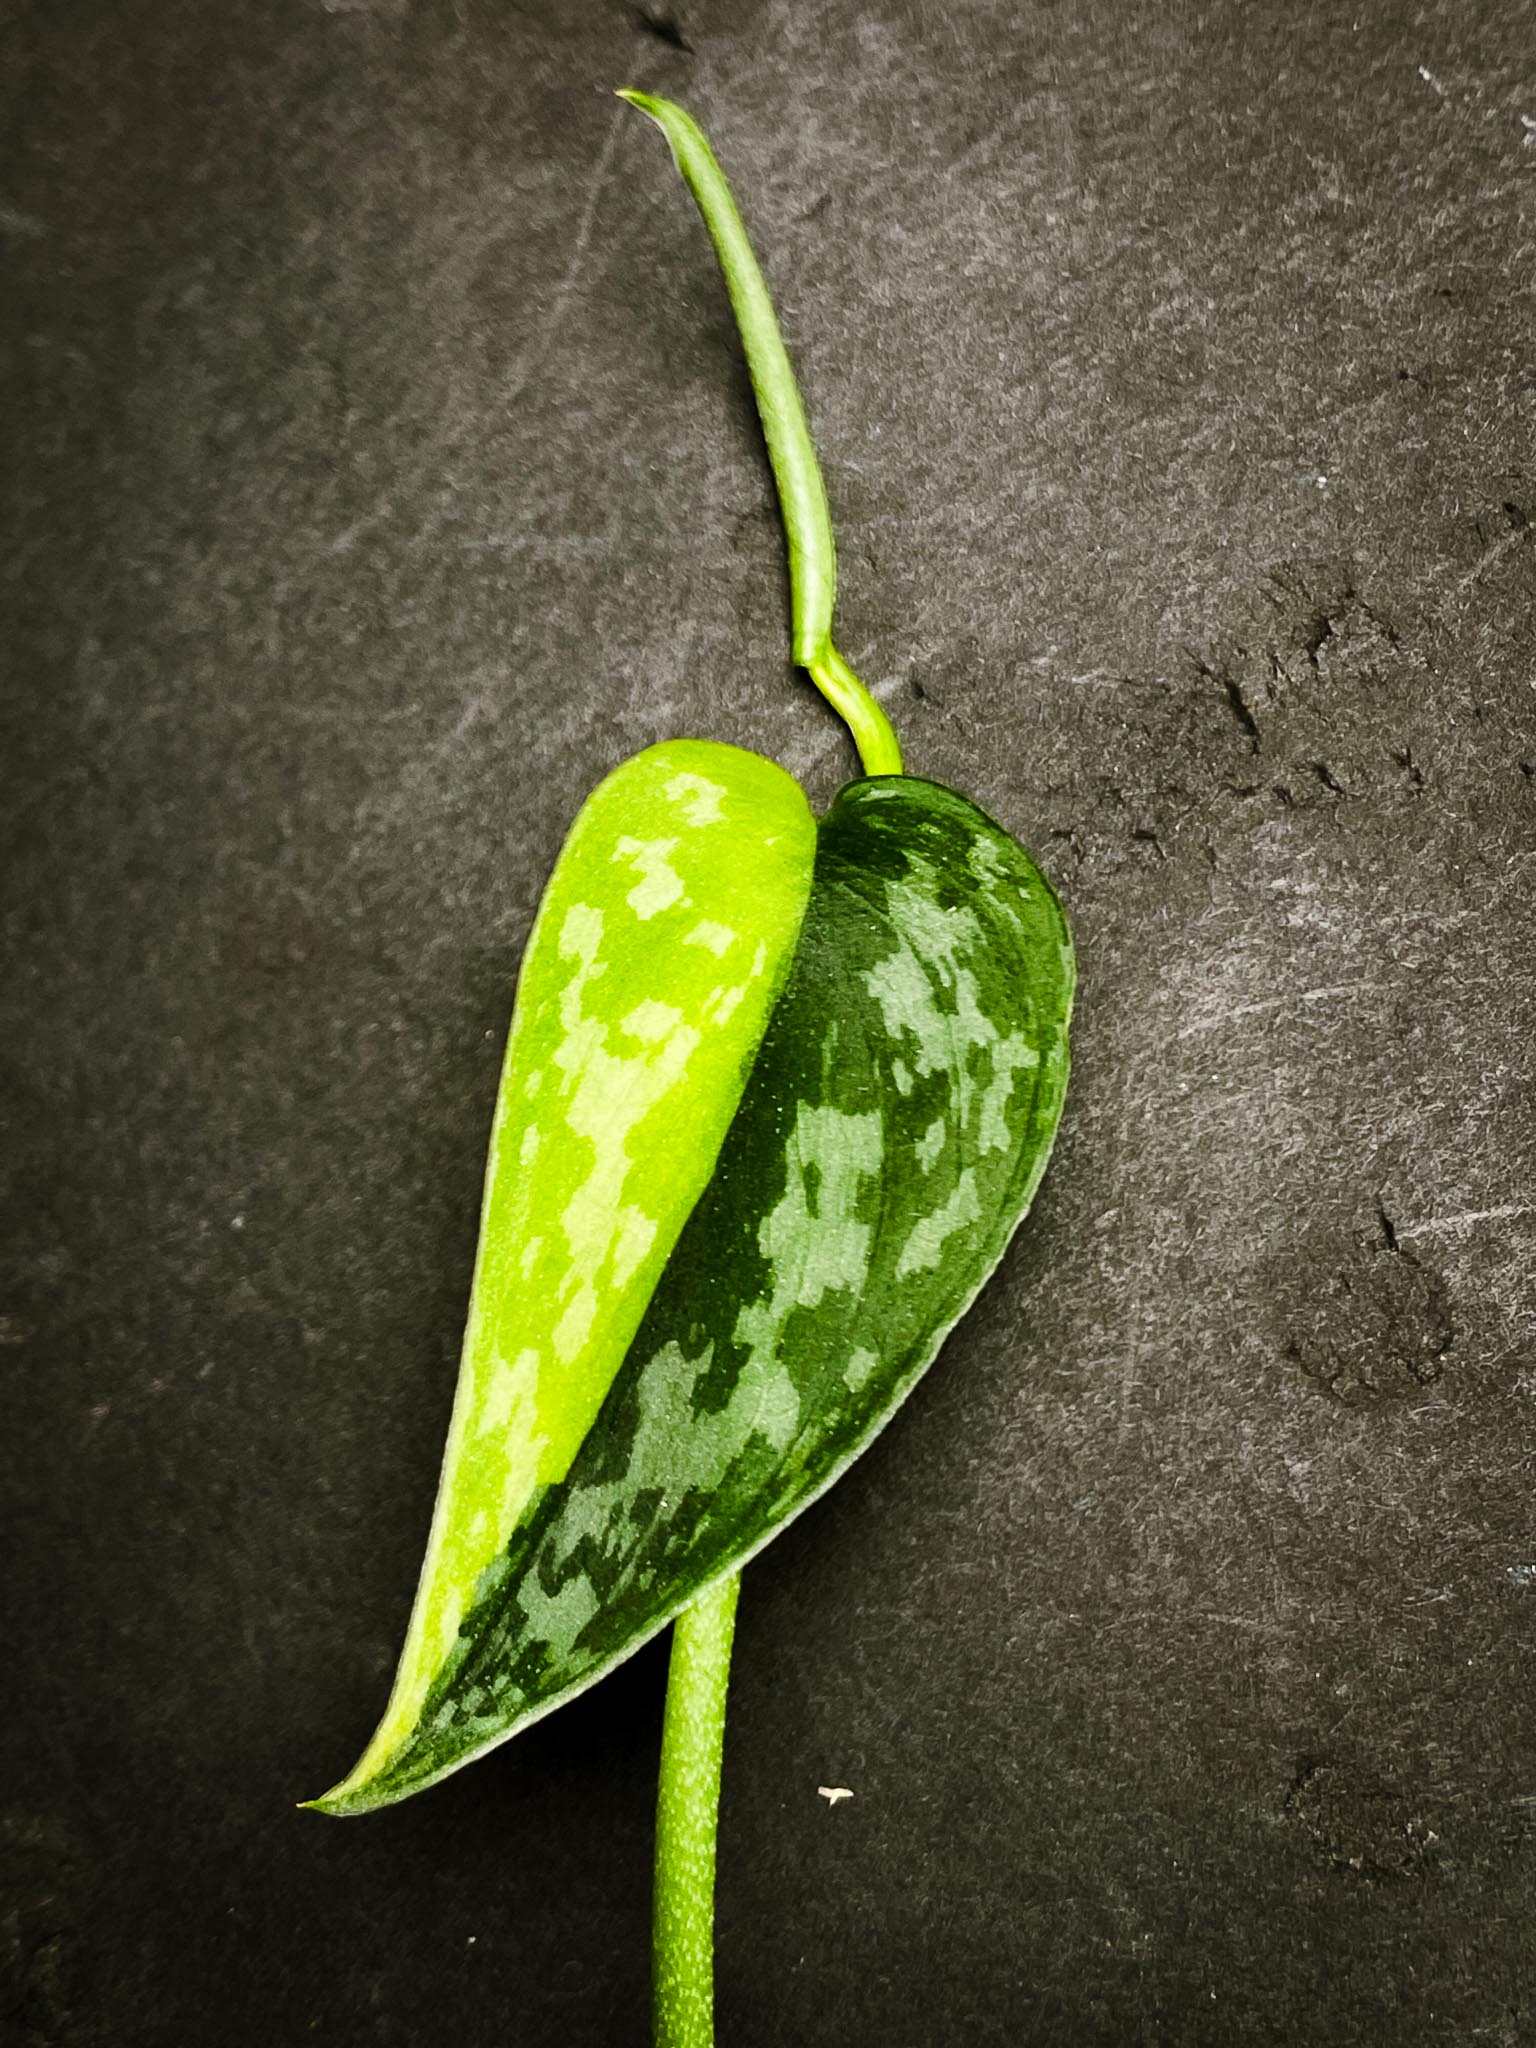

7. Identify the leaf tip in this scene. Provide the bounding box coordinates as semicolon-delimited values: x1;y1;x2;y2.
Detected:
615;88;683;135
297;1766;380;1818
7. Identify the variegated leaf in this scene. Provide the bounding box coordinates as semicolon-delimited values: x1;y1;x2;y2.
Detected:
316;774;1072;1814
313;738;815;1812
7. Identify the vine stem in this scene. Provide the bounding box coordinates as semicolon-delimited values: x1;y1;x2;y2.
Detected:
653;1573;742;2048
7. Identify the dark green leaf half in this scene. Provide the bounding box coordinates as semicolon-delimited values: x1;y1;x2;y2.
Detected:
317;776;1072;1813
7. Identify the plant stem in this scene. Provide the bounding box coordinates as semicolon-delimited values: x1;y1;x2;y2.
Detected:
653;1572;742;2048
619;90;904;779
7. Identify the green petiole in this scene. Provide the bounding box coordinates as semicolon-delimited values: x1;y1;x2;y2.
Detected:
808;641;903;777
619;90;903;780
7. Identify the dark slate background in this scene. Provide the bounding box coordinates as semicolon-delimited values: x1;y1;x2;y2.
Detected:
5;2;1533;2042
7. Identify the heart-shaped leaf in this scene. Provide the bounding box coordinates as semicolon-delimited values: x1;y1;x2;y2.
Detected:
315;773;1072;1813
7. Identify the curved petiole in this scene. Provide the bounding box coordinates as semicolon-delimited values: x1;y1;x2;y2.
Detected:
619;89;903;779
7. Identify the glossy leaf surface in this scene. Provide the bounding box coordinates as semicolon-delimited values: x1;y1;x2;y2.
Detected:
319;774;1073;1813
315;739;815;1810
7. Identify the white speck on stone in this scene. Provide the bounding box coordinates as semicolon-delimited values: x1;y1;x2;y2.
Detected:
818;1786;854;1806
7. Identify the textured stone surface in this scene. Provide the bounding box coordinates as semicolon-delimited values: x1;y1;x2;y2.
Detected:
3;2;1532;2042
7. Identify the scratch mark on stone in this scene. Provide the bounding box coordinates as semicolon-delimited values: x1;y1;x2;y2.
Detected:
504;105;628;412
1396;1204;1536;1239
1175;983;1386;1039
1456;525;1529;592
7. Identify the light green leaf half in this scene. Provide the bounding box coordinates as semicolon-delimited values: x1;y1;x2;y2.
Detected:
312;739;815;1811
315;773;1073;1814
